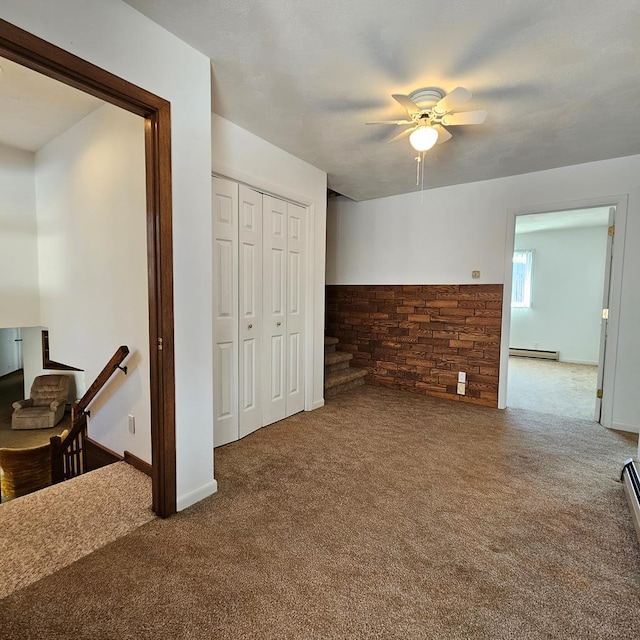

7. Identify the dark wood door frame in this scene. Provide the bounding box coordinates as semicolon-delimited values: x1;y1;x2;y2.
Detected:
0;18;176;517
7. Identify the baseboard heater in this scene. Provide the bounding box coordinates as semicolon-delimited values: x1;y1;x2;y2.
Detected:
621;459;640;546
509;348;559;361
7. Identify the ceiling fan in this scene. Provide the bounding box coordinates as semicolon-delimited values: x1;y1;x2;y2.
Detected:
367;87;487;151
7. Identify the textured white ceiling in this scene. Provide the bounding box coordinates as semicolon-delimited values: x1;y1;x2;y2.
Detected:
516;208;610;234
0;57;104;152
125;0;640;201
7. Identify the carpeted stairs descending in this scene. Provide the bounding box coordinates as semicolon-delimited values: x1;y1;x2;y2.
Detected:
324;336;368;398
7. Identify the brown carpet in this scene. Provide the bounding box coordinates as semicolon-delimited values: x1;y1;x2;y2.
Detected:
0;385;638;639
507;357;599;421
0;461;154;598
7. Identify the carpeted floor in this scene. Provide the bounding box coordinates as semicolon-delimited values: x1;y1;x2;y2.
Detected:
0;385;638;639
507;357;599;421
0;461;154;598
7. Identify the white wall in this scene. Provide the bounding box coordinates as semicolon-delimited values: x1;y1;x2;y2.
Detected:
2;0;214;510
212;113;327;411
0;143;40;328
35;103;149;459
327;186;507;286
510;225;608;364
328;154;640;433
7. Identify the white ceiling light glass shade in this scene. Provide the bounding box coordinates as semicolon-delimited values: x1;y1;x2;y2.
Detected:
409;125;438;151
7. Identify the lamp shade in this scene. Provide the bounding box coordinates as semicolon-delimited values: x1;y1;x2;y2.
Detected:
409;125;438;152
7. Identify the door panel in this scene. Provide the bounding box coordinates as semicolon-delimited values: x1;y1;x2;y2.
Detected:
242;244;255;315
212;177;239;446
262;195;288;426
215;239;233;316
239;185;263;438
286;202;305;416
214;342;234;418
271;249;285;314
242;338;256;408
288;331;300;395
289;252;300;314
271;334;285;400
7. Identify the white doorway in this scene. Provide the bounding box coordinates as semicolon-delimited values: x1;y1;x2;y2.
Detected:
0;328;22;376
503;205;615;422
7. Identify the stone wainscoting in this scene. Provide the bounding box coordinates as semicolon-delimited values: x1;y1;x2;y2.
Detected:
325;284;503;407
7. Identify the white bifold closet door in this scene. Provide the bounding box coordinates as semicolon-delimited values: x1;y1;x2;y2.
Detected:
285;201;306;416
262;195;305;426
213;180;264;446
213;177;305;446
238;185;263;439
212;177;239;447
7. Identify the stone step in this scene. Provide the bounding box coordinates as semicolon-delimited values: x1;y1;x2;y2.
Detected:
324;366;368;391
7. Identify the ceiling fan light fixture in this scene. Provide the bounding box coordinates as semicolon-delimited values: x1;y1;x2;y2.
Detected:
409;125;438;152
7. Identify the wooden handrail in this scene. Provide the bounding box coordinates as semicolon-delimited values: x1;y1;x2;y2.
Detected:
72;345;129;423
51;346;129;484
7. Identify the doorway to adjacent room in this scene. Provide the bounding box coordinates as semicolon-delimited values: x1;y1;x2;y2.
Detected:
505;206;613;422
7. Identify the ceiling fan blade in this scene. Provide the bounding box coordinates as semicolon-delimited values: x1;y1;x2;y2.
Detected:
366;120;414;125
392;93;420;114
433;124;452;144
441;110;487;126
387;126;416;143
432;87;472;115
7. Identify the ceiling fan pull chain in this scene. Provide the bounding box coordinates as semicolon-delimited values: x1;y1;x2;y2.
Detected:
421;151;426;204
416;154;421;186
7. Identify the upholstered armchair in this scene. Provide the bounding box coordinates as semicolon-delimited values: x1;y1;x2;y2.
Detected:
0;443;50;501
11;375;70;430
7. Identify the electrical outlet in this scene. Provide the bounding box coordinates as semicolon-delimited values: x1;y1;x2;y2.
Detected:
128;414;135;434
457;382;466;395
472;270;480;279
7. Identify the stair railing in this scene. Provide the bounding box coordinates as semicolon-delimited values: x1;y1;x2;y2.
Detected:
50;346;129;484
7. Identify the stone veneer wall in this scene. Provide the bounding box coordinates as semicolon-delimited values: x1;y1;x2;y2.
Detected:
325;284;503;407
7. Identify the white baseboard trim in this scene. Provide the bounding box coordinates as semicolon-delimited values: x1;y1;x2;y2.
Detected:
176;479;218;512
610;421;640;435
310;399;325;411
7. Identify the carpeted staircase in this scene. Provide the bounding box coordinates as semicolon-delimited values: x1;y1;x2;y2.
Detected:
324;336;368;398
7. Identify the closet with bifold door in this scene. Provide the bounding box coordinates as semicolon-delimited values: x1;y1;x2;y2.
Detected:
212;176;306;447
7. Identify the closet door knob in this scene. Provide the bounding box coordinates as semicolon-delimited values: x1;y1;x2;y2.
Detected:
277;321;282;327
248;324;253;329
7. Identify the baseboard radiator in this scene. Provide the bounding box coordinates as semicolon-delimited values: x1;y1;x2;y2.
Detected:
509;348;559;361
621;459;640;546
